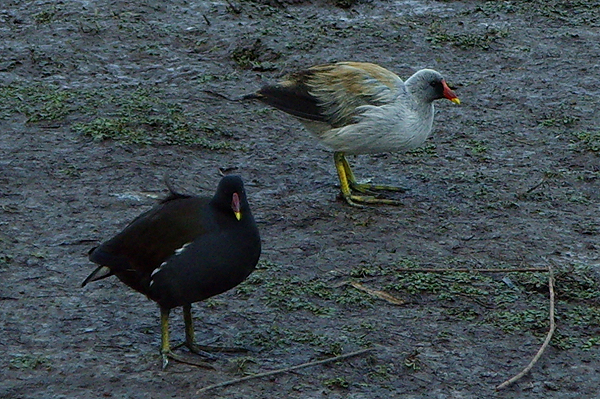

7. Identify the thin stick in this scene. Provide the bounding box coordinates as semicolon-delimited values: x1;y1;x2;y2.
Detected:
523;177;547;195
496;264;555;390
393;267;548;273
196;347;374;394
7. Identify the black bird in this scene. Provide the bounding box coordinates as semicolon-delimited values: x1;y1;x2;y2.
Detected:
82;175;261;369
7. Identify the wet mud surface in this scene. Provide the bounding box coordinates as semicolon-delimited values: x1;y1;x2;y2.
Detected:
1;1;600;398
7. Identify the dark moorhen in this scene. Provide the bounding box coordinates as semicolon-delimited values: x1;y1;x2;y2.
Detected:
244;61;460;206
82;175;261;369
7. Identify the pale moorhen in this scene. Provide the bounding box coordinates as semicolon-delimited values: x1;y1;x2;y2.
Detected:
82;175;261;369
244;62;460;206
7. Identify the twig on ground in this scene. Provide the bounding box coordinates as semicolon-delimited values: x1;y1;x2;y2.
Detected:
196;347;374;394
393;267;548;273
522;177;547;195
496;264;556;390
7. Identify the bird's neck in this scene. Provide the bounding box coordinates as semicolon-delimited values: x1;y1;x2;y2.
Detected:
397;91;434;117
404;77;434;106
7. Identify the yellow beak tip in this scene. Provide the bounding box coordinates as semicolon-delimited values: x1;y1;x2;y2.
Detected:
234;211;242;221
451;98;461;105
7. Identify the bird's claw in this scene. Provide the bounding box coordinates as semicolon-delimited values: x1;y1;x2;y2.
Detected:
341;193;403;207
161;350;215;370
350;182;407;194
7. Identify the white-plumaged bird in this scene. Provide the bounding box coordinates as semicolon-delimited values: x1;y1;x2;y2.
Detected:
245;61;460;206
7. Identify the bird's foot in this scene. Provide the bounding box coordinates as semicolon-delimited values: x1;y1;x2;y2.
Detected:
350;182;407;194
172;340;251;358
187;341;249;356
341;193;403;207
161;350;215;371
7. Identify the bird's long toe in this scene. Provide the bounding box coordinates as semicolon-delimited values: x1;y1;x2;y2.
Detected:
162;350;215;370
343;193;403;206
350;182;407;194
186;341;250;356
170;341;220;359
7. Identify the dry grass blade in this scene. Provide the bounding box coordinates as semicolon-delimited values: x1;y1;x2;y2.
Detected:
393;267;548;273
496;264;555;390
349;281;406;305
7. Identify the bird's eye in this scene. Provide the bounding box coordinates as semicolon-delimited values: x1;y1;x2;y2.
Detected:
430;81;439;87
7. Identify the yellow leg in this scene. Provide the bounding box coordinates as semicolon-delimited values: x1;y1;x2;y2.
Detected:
338;152;358;187
160;307;171;370
159;306;213;370
334;152;403;206
183;303;195;347
334;152;356;205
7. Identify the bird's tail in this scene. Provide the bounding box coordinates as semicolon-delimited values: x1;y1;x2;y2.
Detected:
81;264;113;287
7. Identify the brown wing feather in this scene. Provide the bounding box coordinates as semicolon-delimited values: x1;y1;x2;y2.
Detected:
249;62;403;128
302;62;403;127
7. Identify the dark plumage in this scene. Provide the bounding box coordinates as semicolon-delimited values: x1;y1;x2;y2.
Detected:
82;175;261;369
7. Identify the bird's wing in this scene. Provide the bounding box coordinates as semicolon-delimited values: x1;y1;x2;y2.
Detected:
148;227;260;308
254;62;404;128
89;196;210;275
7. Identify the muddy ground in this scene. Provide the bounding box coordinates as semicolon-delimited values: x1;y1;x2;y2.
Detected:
1;0;600;398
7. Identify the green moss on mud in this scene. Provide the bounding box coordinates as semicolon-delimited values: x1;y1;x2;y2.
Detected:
0;83;235;149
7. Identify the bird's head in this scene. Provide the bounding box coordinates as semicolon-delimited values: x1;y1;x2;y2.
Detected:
407;69;460;105
212;175;248;221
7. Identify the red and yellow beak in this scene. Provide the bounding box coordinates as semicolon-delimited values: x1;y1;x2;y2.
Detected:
442;80;460;104
232;192;242;221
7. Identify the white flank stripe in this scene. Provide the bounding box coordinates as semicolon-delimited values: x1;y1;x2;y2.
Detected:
174;242;192;256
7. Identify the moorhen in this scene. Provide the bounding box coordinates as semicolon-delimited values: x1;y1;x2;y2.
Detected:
82;175;261;369
244;62;460;206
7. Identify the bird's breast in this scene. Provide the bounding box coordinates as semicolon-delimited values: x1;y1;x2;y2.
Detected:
317;103;435;154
